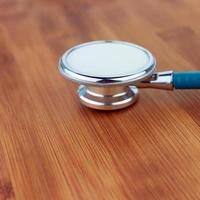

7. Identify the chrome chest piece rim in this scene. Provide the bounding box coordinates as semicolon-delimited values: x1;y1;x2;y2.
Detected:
59;40;156;110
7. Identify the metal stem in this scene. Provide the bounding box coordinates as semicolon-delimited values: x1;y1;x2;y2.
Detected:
135;71;173;90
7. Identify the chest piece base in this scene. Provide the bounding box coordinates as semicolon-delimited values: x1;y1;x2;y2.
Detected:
78;85;139;110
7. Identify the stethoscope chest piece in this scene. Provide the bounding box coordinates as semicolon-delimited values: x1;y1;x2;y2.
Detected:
59;40;200;110
59;40;155;110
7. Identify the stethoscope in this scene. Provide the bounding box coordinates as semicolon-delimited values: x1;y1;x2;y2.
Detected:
59;40;200;110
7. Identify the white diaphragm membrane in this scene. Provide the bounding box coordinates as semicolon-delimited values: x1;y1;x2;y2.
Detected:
65;41;152;78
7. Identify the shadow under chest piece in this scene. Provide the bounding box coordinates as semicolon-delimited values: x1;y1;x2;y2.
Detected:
59;40;200;110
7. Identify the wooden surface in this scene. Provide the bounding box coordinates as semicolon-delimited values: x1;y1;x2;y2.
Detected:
1;0;200;199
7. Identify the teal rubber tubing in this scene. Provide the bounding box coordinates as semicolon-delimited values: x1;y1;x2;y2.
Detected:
173;71;200;89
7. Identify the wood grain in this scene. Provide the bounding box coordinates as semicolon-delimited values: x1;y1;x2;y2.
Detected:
1;0;200;199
